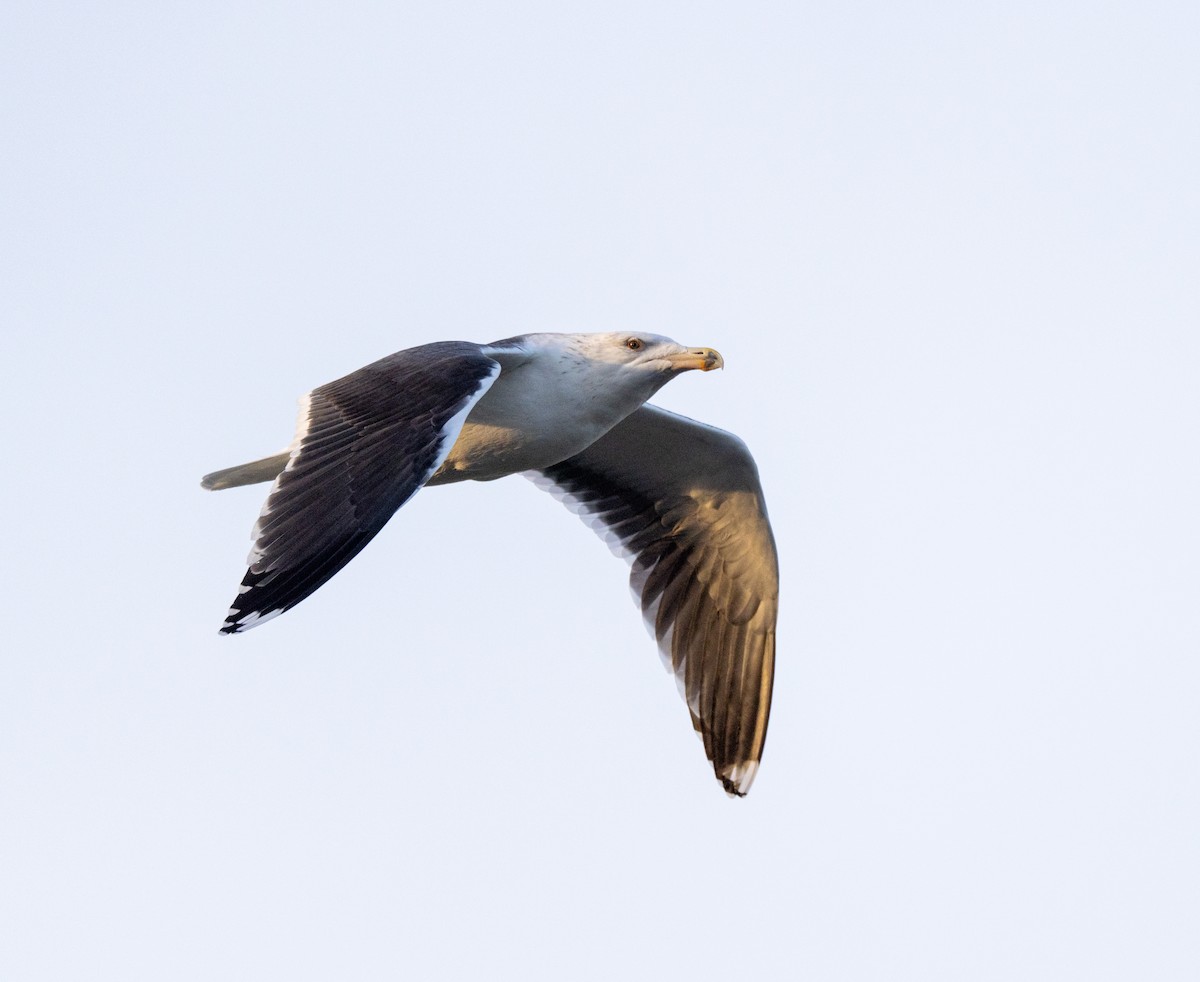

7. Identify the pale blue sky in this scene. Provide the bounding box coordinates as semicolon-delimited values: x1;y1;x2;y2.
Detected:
2;2;1197;979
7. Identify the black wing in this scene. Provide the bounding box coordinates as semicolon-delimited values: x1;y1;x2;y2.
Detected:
221;342;500;633
529;405;778;796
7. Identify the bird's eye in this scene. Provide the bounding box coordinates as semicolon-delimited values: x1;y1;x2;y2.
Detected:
625;337;643;351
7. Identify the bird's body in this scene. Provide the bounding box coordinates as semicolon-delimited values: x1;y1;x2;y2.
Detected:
203;331;777;795
430;333;690;483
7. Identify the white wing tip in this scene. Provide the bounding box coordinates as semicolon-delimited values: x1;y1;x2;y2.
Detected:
220;606;285;635
720;760;760;797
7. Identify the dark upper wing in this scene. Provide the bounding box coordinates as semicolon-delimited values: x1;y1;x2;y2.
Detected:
220;342;500;633
528;405;778;796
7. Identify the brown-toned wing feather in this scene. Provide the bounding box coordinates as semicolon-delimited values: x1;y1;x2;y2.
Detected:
530;405;778;795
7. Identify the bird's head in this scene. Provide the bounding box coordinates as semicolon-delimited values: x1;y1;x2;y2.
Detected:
565;332;724;400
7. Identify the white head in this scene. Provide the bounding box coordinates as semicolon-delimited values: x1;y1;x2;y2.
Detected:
522;331;724;402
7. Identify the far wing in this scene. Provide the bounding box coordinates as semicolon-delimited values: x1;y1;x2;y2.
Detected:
220;342;500;633
528;405;778;796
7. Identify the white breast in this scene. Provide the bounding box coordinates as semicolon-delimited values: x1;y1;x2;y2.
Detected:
429;342;649;484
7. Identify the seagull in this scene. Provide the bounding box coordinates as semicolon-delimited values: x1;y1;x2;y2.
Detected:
202;332;778;795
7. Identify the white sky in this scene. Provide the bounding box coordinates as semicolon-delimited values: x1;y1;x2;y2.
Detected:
2;2;1198;979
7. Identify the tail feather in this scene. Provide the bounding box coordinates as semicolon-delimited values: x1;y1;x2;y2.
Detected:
201;452;290;491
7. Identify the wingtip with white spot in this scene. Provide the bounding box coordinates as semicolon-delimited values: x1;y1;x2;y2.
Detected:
219;606;285;635
720;760;759;797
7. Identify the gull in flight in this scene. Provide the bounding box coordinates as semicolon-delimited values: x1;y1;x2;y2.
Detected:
203;332;778;795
